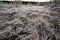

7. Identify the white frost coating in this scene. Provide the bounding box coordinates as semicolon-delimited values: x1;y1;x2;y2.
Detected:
0;4;60;40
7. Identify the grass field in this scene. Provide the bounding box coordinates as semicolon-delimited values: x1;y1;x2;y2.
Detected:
0;3;60;40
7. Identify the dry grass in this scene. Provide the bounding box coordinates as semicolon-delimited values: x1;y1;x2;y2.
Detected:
0;4;60;40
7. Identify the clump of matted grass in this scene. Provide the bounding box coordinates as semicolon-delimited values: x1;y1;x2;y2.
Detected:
0;4;60;40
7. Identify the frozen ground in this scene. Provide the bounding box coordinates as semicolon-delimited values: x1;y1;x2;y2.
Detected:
0;3;60;40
